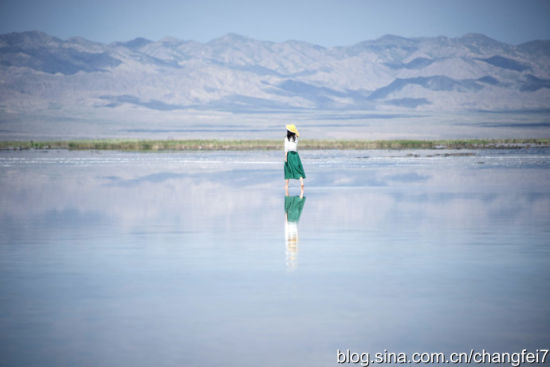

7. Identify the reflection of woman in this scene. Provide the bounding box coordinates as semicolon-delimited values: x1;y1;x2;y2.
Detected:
285;195;306;270
284;124;306;196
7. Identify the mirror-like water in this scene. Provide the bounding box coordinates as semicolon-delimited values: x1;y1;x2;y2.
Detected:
1;149;549;366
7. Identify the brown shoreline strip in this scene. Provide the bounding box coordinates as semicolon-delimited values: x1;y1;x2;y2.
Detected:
0;138;549;151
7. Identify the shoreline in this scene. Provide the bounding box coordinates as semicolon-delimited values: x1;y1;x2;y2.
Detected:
1;138;550;151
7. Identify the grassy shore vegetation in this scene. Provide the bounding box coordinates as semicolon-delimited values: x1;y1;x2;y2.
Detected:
1;138;549;151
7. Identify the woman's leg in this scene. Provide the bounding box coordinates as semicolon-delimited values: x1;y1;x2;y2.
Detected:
299;177;304;195
285;179;289;195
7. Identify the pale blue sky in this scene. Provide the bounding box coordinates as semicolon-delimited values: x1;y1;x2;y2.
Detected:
0;0;549;46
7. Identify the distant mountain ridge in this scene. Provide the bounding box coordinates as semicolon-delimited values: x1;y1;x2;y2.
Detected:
1;30;550;116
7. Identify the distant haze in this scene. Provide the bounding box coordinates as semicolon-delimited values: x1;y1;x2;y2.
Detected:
0;31;549;140
1;0;550;46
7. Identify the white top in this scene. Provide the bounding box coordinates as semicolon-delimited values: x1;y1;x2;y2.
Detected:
284;137;298;153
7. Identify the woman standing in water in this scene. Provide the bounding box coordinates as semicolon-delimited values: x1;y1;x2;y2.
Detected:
284;124;306;195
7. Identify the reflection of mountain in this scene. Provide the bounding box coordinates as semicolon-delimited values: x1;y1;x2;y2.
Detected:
1;31;549;118
285;195;306;270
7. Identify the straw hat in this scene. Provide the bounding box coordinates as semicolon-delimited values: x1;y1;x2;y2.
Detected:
286;124;299;137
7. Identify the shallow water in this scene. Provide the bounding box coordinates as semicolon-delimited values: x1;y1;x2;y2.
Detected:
1;149;549;367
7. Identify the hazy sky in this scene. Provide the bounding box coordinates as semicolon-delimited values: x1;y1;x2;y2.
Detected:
0;0;549;46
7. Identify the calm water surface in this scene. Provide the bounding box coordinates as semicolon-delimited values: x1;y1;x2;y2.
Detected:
1;149;549;366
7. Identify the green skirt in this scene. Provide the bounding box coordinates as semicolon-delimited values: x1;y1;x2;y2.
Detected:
284;151;306;179
285;195;307;222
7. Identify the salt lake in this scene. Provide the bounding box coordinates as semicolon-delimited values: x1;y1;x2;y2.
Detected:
1;148;549;366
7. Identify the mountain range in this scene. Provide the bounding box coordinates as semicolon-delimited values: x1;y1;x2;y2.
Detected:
2;30;550;111
1;31;550;139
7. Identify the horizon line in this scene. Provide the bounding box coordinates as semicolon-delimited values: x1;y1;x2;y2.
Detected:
3;29;550;48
